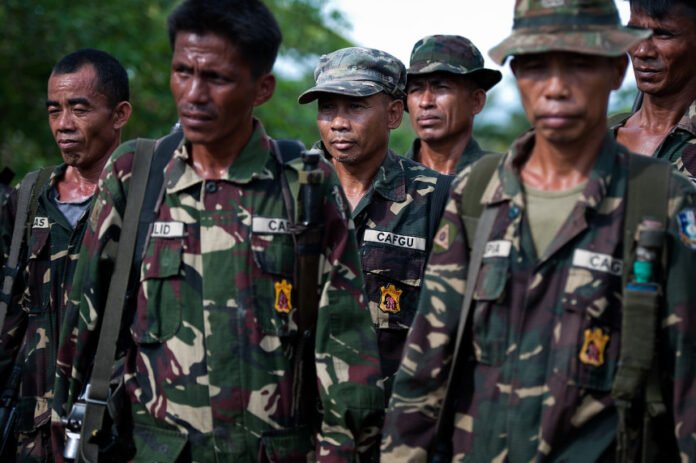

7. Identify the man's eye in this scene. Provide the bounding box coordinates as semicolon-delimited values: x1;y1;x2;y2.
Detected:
653;28;674;38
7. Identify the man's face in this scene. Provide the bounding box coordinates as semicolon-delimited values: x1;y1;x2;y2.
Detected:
47;65;123;170
512;52;626;146
317;93;402;165
628;5;696;97
406;72;484;145
170;32;274;149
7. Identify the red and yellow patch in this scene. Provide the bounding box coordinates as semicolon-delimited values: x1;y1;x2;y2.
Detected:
379;284;403;314
579;327;609;367
274;279;293;313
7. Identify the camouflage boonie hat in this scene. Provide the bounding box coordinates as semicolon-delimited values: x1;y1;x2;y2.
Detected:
489;0;652;65
408;35;502;91
298;47;406;104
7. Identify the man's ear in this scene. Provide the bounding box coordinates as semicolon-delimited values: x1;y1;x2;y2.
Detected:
610;55;629;91
472;88;487;116
112;101;132;130
387;97;404;130
254;73;276;107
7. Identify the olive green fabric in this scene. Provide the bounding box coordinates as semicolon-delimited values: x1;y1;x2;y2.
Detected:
524;181;587;256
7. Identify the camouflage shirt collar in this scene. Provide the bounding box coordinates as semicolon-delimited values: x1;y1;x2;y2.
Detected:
483;130;617;213
38;163;86;230
676;98;696;136
44;163;68;192
405;136;484;169
371;149;407;202
315;142;407;202
610;97;696;137
166;119;272;193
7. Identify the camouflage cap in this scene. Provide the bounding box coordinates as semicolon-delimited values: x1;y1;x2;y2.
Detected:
408;35;502;91
489;0;652;65
298;47;406;104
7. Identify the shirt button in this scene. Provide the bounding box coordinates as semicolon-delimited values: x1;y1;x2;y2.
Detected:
205;181;218;193
509;205;520;219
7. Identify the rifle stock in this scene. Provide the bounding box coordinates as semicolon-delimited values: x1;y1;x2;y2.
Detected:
293;150;324;429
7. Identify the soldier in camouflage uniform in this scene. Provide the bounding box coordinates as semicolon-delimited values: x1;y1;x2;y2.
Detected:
298;47;452;399
52;1;383;462
0;49;132;462
382;0;696;461
403;35;502;175
612;0;696;182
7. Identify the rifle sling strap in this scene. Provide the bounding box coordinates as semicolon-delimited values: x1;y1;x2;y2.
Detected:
80;139;156;462
431;155;502;456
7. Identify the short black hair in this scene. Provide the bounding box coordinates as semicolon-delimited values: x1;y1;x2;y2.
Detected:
167;0;281;78
52;48;130;108
629;0;696;19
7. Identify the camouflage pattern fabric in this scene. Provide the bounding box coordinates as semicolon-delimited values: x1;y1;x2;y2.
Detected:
0;164;91;463
403;137;494;176
298;47;406;104
381;132;696;461
52;120;384;462
611;98;696;183
488;0;651;65
407;35;501;91
323;146;451;399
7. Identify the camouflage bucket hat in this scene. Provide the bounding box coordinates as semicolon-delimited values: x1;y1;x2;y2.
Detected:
408;35;502;91
489;0;652;65
298;47;406;104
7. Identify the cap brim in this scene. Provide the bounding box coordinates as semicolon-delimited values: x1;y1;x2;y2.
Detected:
488;26;652;65
407;65;503;91
298;81;384;104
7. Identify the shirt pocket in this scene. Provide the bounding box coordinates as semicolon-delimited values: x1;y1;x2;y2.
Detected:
131;237;184;344
23;226;50;314
251;229;297;338
472;257;510;366
361;244;426;331
553;266;621;391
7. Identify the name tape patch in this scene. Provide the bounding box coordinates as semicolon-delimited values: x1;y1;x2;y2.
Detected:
572;249;622;276
33;217;49;229
483;240;512;258
252;217;292;234
151;221;185;238
363;229;426;251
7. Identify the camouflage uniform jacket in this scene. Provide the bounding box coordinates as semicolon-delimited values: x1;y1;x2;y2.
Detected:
347;149;451;395
381;132;696;462
403;137;492;175
0;164;90;461
610;98;696;181
53;121;383;463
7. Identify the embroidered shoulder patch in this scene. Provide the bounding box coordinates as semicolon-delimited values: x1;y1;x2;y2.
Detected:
433;224;450;250
677;209;696;250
